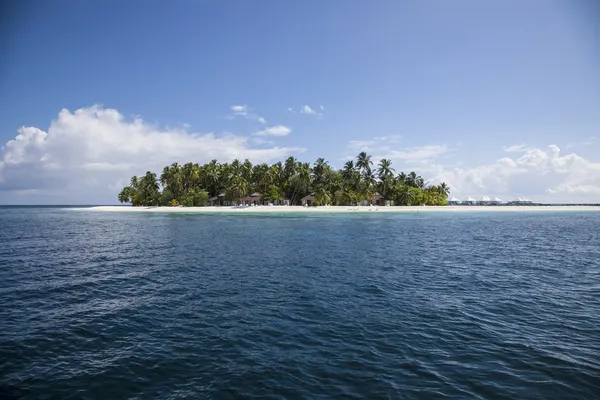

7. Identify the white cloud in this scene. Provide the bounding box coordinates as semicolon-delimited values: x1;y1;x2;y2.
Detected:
547;183;600;195
300;105;316;115
231;105;248;115
424;145;600;203
226;105;266;124
289;105;324;118
255;125;292;136
503;144;530;152
387;145;450;161
347;139;377;152
251;137;276;146
0;106;302;203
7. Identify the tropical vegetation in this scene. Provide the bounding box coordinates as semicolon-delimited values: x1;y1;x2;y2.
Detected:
118;152;450;206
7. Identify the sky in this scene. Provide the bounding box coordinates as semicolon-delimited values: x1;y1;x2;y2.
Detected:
0;0;599;204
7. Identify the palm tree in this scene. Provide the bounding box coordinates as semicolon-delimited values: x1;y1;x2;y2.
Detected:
362;169;378;189
271;162;283;187
313;185;331;206
230;159;241;174
203;161;220;196
312;158;329;185
118;186;134;203
253;163;270;192
438;182;450;197
160;163;182;197
298;162;312;189
342;160;355;180
288;162;312;204
139;171;160;205
225;175;247;204
396;172;407;185
130;175;139;189
377;159;394;180
181;162;200;191
356;152;372;173
242;159;254;182
405;171;424;188
397;185;416;206
259;166;275;190
378;176;395;199
284;156;297;179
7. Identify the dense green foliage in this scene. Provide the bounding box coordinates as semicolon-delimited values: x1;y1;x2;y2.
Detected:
118;152;450;206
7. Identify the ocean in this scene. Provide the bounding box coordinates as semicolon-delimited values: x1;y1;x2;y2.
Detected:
1;207;599;399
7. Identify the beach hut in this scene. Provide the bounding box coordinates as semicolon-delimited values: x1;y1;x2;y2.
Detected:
359;192;388;206
263;198;290;206
492;197;503;205
301;194;315;206
209;193;227;206
372;192;392;206
240;192;262;206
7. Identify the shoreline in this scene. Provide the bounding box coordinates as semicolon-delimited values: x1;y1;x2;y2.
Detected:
80;205;600;213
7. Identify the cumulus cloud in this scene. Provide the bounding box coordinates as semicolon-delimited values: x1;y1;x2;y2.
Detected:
288;105;324;118
424;145;600;203
255;125;292;136
231;105;247;115
0;106;302;203
226;105;266;124
301;105;316;115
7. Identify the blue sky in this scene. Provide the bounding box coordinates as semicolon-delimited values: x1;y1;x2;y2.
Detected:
0;0;599;204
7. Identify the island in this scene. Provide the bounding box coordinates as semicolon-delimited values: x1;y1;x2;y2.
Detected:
118;152;450;207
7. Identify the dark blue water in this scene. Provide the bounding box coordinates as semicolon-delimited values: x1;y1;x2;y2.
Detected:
1;208;599;399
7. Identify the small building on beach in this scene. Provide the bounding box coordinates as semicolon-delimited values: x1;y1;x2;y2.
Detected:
240;192;262;206
239;192;291;206
449;196;461;205
464;196;476;205
507;197;534;205
301;194;315;206
359;192;392;206
208;193;231;206
479;196;492;205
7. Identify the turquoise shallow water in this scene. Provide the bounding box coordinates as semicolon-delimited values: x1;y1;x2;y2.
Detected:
1;207;599;399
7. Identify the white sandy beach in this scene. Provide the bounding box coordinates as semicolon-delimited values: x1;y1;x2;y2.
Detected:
84;205;600;213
